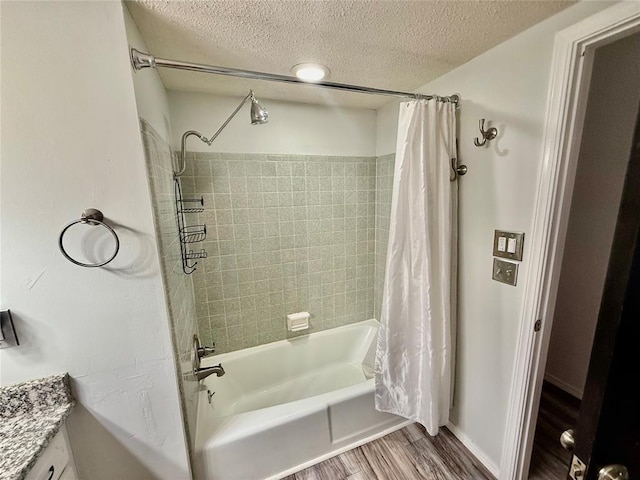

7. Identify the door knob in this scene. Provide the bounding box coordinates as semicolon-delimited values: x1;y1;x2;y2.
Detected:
598;464;629;480
560;429;575;452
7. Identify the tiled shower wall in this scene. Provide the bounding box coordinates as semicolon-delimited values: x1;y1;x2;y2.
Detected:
140;119;199;460
180;153;377;353
374;154;395;321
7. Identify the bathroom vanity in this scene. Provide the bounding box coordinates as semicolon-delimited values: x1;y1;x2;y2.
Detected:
0;374;77;480
23;426;76;480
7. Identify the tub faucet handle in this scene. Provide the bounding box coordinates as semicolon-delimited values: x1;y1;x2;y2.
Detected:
197;343;216;358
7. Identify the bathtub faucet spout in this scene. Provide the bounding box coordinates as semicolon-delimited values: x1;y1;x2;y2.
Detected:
196;363;225;381
193;335;225;381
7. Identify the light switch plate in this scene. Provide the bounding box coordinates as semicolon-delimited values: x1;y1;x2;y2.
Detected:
492;258;518;286
493;230;525;261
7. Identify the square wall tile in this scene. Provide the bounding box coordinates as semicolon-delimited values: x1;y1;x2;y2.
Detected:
176;151;384;354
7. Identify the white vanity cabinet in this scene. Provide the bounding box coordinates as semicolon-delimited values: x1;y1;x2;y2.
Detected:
25;425;77;480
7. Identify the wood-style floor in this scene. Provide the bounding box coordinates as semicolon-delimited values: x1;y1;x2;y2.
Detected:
283;423;495;480
285;381;581;480
528;381;581;479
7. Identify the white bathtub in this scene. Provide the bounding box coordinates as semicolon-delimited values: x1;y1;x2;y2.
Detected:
194;319;409;480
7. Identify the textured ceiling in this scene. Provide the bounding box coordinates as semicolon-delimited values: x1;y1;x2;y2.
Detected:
127;0;575;109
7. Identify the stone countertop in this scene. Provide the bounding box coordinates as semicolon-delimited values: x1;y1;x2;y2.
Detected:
0;373;75;480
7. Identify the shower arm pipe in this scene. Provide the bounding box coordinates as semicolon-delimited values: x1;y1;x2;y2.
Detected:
130;48;460;106
176;91;253;176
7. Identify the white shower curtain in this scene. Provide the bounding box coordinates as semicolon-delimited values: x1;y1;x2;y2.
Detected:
374;98;457;436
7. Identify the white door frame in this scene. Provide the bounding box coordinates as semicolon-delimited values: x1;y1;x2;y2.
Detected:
500;3;640;479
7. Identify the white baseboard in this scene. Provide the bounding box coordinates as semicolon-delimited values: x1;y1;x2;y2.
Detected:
544;373;583;400
446;422;500;479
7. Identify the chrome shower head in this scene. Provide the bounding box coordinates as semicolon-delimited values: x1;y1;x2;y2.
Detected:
176;90;268;176
250;91;269;125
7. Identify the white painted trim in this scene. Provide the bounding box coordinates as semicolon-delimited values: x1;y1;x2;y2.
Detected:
447;422;500;479
544;373;584;400
500;3;640;480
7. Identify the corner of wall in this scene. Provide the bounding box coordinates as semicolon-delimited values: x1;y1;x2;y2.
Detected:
122;3;173;143
375;100;400;157
369;0;615;470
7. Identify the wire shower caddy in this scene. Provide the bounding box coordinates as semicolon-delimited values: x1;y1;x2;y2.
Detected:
174;177;208;274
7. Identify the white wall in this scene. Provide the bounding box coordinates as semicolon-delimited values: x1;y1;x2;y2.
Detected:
124;5;173;143
168;91;377;156
0;2;190;479
545;32;640;399
124;1;200;465
376;1;612;469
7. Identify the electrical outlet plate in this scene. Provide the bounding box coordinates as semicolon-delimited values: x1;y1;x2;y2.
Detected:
493;230;525;261
492;258;518;286
0;310;20;349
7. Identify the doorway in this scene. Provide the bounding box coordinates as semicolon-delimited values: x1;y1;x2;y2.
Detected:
499;4;640;479
527;32;640;479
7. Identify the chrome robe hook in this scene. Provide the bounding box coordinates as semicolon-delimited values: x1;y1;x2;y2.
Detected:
474;119;498;147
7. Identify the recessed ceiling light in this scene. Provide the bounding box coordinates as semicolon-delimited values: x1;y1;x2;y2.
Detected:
290;63;330;82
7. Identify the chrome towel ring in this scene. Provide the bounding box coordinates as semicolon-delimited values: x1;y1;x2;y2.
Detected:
58;209;119;267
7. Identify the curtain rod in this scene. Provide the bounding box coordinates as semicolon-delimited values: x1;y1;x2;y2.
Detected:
130;48;459;106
